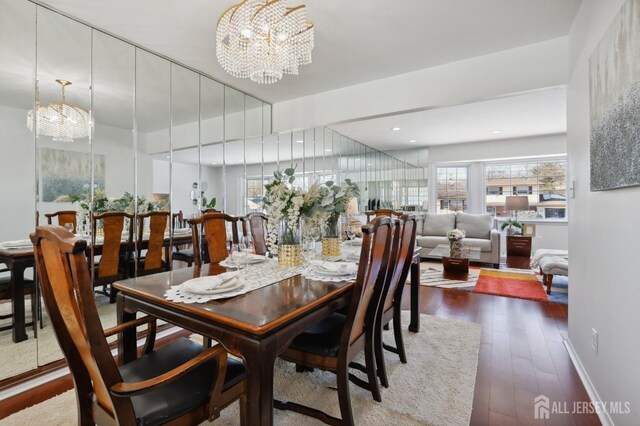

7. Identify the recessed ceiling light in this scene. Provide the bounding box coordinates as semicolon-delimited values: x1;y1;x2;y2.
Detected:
295;139;304;144
367;163;372;166
211;162;217;165
409;139;416;143
355;158;360;161
492;129;503;134
391;127;401;131
325;148;332;152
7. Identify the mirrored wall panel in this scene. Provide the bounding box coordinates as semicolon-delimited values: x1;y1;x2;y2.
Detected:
0;0;425;383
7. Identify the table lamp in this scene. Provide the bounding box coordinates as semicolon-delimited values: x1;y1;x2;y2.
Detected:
504;195;529;221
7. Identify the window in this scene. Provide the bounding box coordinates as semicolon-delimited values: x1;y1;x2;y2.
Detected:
486;186;502;195
436;166;468;214
246;177;267;212
486;160;566;219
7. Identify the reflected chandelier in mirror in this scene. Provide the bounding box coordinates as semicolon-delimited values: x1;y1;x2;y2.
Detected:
27;79;93;143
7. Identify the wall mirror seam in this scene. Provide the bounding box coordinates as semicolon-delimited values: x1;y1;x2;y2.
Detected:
0;0;425;382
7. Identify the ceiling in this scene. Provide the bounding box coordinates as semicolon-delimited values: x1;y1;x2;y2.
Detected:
37;0;582;103
330;86;568;151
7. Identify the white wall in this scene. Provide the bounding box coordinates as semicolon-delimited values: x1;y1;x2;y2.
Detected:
568;0;640;423
274;37;569;132
0;105;35;241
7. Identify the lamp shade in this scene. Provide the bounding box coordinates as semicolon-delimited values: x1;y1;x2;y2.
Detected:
505;195;529;211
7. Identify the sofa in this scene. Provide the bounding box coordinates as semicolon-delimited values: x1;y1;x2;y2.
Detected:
416;212;500;267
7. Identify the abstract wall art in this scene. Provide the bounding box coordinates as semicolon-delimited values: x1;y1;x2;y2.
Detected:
590;0;640;191
39;147;105;202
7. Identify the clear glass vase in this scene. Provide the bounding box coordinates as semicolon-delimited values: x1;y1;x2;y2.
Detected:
322;215;342;257
449;239;464;258
278;218;303;266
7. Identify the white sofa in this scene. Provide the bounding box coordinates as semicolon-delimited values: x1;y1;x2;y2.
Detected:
416;212;501;268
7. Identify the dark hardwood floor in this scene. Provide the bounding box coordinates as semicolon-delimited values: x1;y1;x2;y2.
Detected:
2;280;600;425
400;285;601;426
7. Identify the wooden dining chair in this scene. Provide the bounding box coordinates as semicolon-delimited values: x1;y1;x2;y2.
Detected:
276;216;395;426
171;211;197;268
92;212;134;303
30;225;247;426
135;211;170;276
364;208;402;223
241;212;268;255
188;212;240;266
374;213;417;389
45;210;77;232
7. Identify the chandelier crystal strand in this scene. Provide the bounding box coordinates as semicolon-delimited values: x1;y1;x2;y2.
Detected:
216;0;314;84
27;79;92;143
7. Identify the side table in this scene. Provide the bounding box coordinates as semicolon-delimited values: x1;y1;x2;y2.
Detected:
506;236;532;269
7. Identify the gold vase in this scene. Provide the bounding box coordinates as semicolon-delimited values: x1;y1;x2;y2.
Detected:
322;237;342;257
278;244;303;266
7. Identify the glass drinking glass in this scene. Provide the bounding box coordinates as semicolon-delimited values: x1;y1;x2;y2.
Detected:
346;225;356;240
64;223;75;234
226;241;237;269
237;242;247;270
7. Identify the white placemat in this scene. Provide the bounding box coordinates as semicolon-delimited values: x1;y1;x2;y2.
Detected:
165;259;305;303
0;239;32;249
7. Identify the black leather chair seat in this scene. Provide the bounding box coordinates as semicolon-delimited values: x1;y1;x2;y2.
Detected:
119;337;245;426
173;249;194;262
288;313;346;357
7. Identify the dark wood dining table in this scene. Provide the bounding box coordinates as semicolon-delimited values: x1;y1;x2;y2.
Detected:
114;264;355;426
0;246;35;342
0;232;192;343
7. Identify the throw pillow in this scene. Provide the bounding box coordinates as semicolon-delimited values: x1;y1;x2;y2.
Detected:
455;213;492;239
423;213;456;236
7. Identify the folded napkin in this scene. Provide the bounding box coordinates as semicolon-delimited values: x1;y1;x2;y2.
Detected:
310;260;358;275
0;239;33;248
181;271;241;295
228;252;266;264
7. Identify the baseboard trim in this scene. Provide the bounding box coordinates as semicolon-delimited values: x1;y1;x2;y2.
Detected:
563;338;614;426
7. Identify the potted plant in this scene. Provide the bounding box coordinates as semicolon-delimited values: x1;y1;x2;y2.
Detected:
500;219;523;236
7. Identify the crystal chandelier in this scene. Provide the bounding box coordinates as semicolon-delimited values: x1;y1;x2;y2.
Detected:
27;79;92;143
216;0;314;84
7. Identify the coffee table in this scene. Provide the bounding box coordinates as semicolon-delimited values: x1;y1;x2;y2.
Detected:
428;244;481;281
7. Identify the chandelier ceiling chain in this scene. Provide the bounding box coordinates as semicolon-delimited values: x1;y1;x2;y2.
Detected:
216;0;314;84
27;79;93;143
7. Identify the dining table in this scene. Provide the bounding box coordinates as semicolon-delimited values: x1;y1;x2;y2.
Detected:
0;230;193;343
114;263;355;426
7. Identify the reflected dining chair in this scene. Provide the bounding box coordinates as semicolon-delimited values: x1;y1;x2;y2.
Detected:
171;211;196;267
0;264;39;333
241;212;268;255
275;216;395;426
135;211;171;276
92;212;134;303
45;210;77;232
364;208;402;224
188;212;240;266
30;225;247;425
374;213;417;389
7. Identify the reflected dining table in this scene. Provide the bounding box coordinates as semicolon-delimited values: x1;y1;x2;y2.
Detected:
114;264;355;426
0;231;192;343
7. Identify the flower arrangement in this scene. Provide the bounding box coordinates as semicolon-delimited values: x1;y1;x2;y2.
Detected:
316;178;360;238
500;219;523;235
57;190;168;215
446;229;466;242
263;168;306;247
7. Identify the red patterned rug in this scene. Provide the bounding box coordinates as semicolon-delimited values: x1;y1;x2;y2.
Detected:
472;269;548;302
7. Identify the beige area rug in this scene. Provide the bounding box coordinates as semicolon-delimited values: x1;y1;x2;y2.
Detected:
0;295;118;381
3;312;481;426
